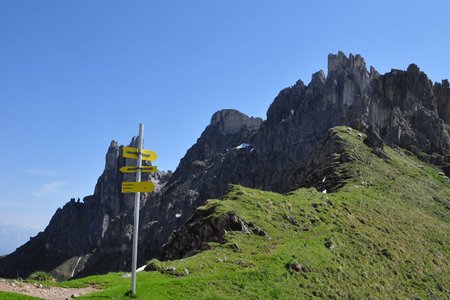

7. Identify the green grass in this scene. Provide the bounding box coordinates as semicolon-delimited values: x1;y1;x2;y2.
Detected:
0;292;40;300
26;127;450;299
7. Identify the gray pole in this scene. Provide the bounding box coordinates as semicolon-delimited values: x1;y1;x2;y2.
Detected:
131;123;144;296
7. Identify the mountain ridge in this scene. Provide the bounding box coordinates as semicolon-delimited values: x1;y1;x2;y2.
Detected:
0;51;449;279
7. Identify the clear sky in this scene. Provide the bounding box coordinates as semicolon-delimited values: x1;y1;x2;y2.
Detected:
1;0;449;254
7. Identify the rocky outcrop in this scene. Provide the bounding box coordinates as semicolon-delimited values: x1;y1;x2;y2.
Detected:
210;109;262;135
1;52;449;279
434;79;450;124
263;52;449;158
284;128;355;193
161;205;268;261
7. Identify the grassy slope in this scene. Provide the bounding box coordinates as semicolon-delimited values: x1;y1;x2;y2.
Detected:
27;127;450;299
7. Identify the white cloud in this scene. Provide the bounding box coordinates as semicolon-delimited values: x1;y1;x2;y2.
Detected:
31;181;67;198
24;168;59;177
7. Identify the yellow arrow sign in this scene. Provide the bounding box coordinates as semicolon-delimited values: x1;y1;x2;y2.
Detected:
121;181;155;193
122;146;158;161
119;166;158;173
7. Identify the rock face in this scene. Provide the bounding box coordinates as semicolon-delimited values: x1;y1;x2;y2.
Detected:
210;109;262;135
434;79;450;123
1;52;449;278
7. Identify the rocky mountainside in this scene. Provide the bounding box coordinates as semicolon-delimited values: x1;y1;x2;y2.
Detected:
141;127;449;299
0;52;449;279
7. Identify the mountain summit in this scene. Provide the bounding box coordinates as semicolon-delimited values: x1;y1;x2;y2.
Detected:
1;52;449;279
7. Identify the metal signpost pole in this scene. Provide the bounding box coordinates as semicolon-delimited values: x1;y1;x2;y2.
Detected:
131;123;144;296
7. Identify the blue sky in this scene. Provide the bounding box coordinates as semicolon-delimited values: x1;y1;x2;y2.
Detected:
1;0;449;254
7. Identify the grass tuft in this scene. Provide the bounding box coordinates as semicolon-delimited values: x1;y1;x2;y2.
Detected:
27;271;56;282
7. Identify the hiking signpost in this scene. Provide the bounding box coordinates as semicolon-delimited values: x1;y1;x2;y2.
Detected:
120;123;157;296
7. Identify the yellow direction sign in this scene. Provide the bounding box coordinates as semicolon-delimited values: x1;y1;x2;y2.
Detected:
119;166;158;173
121;181;155;193
123;146;157;161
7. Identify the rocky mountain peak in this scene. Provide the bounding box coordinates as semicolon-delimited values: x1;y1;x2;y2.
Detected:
210;109;262;135
327;51;367;77
369;66;380;80
434;79;450;123
310;70;326;87
105;140;119;171
406;63;421;75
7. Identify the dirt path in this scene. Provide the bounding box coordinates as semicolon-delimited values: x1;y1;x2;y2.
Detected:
0;279;97;299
